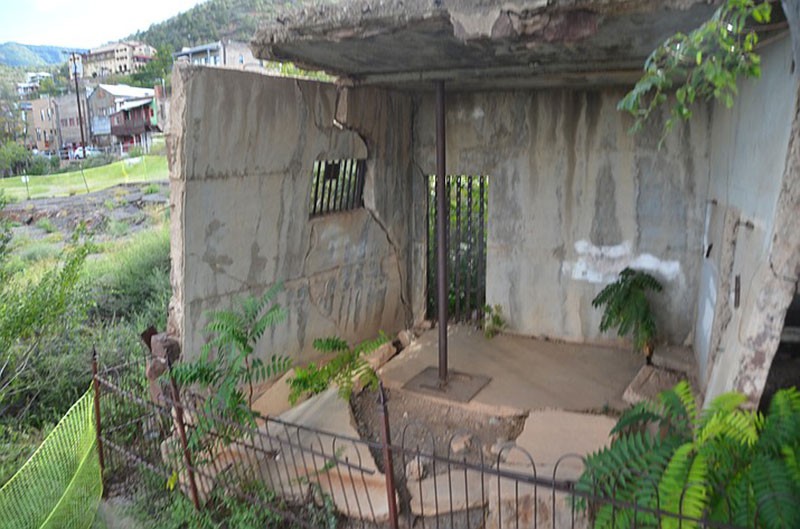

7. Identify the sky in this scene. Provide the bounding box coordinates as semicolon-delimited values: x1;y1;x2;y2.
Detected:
0;0;206;49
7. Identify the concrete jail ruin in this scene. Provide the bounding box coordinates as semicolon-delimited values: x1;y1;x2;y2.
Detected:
165;0;800;407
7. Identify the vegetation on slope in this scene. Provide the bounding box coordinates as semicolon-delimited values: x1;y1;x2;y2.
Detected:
131;0;304;51
0;43;81;68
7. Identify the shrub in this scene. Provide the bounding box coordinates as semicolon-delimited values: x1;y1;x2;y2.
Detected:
81;154;115;169
483;304;506;338
592;267;663;362
18;241;61;262
142;183;160;195
170;285;291;451
106;219;129;237
87;226;170;321
0;245;90;422
288;333;387;404
35;217;57;233
578;381;800;529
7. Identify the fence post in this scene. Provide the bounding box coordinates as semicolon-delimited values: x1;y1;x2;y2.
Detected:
91;348;105;478
378;382;399;529
168;361;201;511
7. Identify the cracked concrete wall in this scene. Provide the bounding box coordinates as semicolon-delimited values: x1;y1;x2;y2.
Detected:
413;88;710;346
167;66;413;362
697;36;800;403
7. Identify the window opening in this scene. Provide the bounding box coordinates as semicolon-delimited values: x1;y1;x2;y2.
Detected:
309;159;366;217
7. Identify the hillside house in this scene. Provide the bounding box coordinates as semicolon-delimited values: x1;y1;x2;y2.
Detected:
110;98;160;149
166;0;800;406
88;84;154;146
173;40;262;70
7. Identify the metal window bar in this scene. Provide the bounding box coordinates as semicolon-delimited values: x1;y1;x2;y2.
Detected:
427;174;489;323
309;159;366;218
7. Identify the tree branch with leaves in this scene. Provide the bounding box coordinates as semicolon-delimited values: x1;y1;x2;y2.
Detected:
618;0;773;140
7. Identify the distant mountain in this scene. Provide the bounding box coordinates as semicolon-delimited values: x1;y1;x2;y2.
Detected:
0;42;82;67
132;0;305;52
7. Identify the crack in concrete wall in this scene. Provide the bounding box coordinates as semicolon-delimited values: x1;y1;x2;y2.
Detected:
170;67;413;362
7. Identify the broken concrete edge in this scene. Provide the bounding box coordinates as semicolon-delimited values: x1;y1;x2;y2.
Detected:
622;364;702;407
253;0;709;55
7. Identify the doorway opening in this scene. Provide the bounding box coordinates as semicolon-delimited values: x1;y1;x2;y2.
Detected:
426;174;489;324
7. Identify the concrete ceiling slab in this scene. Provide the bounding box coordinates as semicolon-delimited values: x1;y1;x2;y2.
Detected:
253;0;719;90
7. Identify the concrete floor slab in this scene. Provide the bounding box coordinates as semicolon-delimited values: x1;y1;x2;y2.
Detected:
504;410;617;481
380;326;643;416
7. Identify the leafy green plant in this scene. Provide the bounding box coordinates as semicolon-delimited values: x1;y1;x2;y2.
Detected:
288;333;388;404
87;225;170;321
619;0;772;141
0;244;89;420
17;241;60;263
169;284;291;449
106;219;130;237
35;217;57;233
592;268;663;362
142;183;161;195
578;381;800;529
483;304;506;338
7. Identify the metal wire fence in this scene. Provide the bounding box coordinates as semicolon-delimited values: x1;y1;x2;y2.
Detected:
0;387;102;529
94;356;762;529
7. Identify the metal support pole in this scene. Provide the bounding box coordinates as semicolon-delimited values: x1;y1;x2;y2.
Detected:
91;348;105;477
168;363;201;511
435;80;449;384
378;382;399;529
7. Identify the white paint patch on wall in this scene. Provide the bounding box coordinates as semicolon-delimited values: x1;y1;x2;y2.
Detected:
562;240;682;284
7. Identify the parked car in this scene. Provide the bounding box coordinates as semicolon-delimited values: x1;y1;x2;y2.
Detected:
72;146;102;159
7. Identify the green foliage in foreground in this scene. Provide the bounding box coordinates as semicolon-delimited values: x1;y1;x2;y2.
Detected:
483;304;507;338
288;333;388;405
170;285;291;451
578;381;800;529
592;267;663;359
0;207;172;486
114;469;338;529
619;0;772;141
85;225;171;322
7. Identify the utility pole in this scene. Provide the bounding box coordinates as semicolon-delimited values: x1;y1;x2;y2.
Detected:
72;52;87;153
71;52;90;193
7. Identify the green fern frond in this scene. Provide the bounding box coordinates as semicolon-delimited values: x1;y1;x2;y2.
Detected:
313;336;350;353
759;387;800;452
750;455;800;529
783;445;800;485
659;443;709;529
591;267;663;354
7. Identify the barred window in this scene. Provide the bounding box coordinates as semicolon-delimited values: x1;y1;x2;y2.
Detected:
309;159;366;217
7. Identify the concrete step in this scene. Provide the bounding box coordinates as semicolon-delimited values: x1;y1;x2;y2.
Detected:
651;345;695;375
622;365;684;406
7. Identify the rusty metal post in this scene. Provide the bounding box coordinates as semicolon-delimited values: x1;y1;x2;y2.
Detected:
91;347;105;477
378;382;399;529
435;80;449;384
168;362;201;511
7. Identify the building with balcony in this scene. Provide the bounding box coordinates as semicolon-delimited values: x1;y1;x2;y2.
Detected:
110;98;160;149
88;84;154;146
83;41;156;78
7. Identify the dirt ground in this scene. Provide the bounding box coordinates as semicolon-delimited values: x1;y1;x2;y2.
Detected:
2;181;169;243
352;386;525;466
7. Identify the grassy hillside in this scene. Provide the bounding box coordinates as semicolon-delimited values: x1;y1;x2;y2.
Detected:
132;0;308;51
0;155;167;201
0;43;79;67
